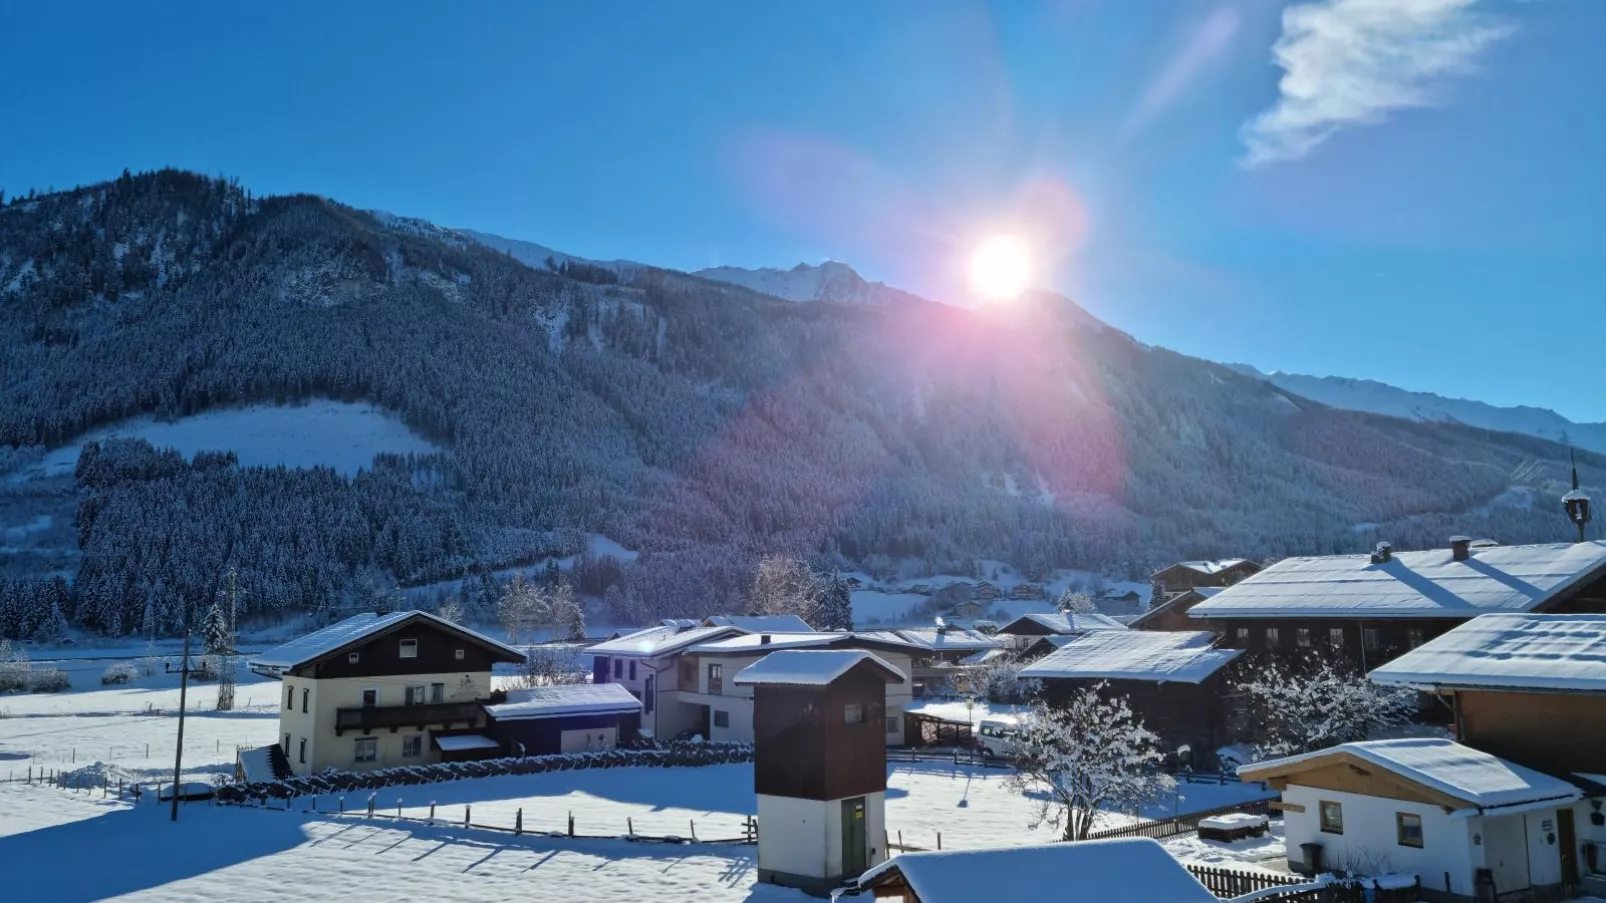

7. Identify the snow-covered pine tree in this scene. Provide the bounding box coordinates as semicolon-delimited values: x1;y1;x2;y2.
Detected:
34;600;69;644
1006;683;1173;841
815;570;853;630
1056;588;1097;615
437;594;463;624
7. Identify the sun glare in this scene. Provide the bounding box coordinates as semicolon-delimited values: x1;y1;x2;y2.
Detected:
968;235;1032;300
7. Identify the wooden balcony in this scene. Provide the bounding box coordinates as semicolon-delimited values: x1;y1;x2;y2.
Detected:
334;701;482;735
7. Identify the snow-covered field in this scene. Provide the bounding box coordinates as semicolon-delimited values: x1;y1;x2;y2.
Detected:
16;399;437;481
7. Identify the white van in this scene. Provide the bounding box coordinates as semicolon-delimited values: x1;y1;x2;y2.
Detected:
974;719;1019;758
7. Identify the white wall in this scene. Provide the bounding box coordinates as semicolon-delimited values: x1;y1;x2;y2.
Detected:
1524;809;1565;888
1576;797;1606;877
1281;785;1477;896
277;670;492;775
757;791;885;881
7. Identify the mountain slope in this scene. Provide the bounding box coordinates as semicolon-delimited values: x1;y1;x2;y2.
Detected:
1229;365;1606;454
694;261;925;307
0;170;1599;638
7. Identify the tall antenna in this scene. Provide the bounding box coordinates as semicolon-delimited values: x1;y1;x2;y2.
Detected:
1563;447;1593;543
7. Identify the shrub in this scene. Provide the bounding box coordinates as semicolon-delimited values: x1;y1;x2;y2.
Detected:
101;661;139;685
28;668;71;693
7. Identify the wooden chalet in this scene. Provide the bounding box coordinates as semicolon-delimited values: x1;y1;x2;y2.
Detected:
1128;586;1224;632
1151;559;1261;604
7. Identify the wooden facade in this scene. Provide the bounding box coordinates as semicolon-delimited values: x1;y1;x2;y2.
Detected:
1129;588;1213;632
1036;673;1235;771
1151;560;1261;601
1454;689;1606;776
286;616;522;680
751;663;891;802
486;710;643;757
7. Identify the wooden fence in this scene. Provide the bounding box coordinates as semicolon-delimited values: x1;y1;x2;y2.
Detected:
1083;797;1276;842
1185;866;1420;903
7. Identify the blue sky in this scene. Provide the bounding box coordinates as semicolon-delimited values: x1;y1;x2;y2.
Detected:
2;0;1602;420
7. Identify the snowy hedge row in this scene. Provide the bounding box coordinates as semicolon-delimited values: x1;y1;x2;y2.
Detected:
217;741;754;804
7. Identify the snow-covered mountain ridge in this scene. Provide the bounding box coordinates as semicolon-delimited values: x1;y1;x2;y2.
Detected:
1228;365;1606;455
692;260;925;307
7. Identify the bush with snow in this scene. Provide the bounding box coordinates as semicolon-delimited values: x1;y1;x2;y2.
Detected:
101;661;139;685
1233;657;1418;758
0;638;28;693
28;668;71;693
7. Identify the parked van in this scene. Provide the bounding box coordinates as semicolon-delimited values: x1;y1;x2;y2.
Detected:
974;719;1019;758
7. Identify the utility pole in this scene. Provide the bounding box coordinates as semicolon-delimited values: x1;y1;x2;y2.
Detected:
166;628;196;822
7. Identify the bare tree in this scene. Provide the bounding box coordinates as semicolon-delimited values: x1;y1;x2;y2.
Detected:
1056;588;1097;614
749;554;821;626
1234;657;1417;759
1007;684;1174;841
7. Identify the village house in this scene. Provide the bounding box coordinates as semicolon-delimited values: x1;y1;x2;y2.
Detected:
1238;738;1587;902
846;837;1219;903
890;625;1002;697
1018;629;1243;770
994;610;1127;654
1128;585;1225;632
247;610;525;776
483;682;642;757
1189;539;1606;670
1150;559;1262;605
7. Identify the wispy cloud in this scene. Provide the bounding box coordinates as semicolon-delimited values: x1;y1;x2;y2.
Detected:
1241;0;1512;166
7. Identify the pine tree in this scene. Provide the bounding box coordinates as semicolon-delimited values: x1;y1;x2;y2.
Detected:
201;601;230;655
35;600;69;644
816;570;853;630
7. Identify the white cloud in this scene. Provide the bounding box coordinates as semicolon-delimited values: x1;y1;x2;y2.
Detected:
1241;0;1512;166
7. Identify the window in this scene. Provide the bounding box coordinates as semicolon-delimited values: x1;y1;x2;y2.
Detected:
679;658;696;687
1406;628;1425;649
361;688;377;707
1265;627;1281;649
283;733;290;752
614;658;623;679
298;738;306;764
713;710;730;728
348;652;359;664
1235;627;1249;646
454;648;465;660
844;703;864;725
886;706;901;735
301;688;309;713
707;663;723;694
1329;628;1345;648
1363;628;1382;652
404;684;427;705
1296;628;1311;648
402;735;423;758
399;638;418;659
1396;812;1423;848
354;737;377;764
1319;800;1343;835
629;660;637;681
430;683;445;703
285;685;294;709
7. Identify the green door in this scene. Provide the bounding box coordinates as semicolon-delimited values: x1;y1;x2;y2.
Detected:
841;797;867;877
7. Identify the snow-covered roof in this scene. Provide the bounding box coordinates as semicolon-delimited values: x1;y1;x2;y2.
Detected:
689;632;848;654
1189;541;1606;620
485;682;642;721
1127;586;1223;629
1238;739;1582;813
1169;559;1251;575
960;648;1009;666
433;734;502;752
1018;630;1241;685
854;837;1216;903
248;610;523;671
585;624;738;658
893;627;1002;652
702;614;814;632
1369;613;1606;693
732;649;904;687
1000;611;1128;635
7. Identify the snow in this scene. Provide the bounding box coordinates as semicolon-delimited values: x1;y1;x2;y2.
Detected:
1190;540;1606;620
855;837;1217;903
1369;613;1606;692
1175;559;1251;575
892;628;1001;652
1000;611;1127;634
689;632;849;653
1239;739;1583;811
702;614;813;633
903;699;1027;726
249;610;522;672
486;683;641;720
19;399;438;481
1162;820;1289;871
1198;812;1268;831
1019;630;1241;685
732;650;902;687
455;228;643;278
585;625;738;658
432;734;501;752
694;260;901;306
851;589;931;624
236;746;277;783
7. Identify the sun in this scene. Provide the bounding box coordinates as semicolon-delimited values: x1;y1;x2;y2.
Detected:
968;235;1032;300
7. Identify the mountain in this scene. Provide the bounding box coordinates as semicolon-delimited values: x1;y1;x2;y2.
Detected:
694;261;925;307
1228;365;1606;455
0;169;1599;640
453;228;644;279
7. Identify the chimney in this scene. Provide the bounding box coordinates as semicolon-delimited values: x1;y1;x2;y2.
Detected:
1370;541;1394;565
1449;536;1472;562
760;634;771;646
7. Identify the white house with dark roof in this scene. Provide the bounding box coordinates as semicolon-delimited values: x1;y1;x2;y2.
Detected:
1239;738;1587;902
248;610;525;776
1189;539;1606;668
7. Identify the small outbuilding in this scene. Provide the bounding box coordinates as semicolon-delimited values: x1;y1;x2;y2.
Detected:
483;682;642;756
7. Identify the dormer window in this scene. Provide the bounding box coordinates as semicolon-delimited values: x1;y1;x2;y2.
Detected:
348;652;360;664
399;639;418;659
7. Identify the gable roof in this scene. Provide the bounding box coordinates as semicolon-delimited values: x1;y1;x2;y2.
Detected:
1157;559;1253;577
893;627;1001;652
585;624;739;658
999;611;1128;635
1190;540;1606;621
1238;739;1582;813
854;837;1216;903
688;630;923;655
702;614;814;632
732;649;905;687
485;682;642;721
1369;613;1606;693
1126;586;1221;629
1018;630;1241;685
249;610;524;672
